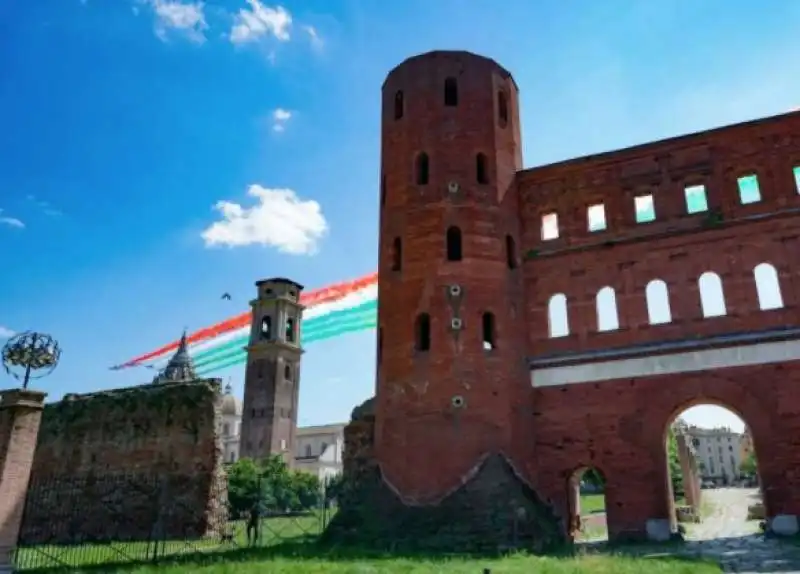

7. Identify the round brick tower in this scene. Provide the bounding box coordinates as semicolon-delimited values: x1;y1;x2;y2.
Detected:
375;51;528;501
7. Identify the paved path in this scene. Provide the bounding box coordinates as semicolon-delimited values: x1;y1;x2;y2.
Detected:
678;488;800;573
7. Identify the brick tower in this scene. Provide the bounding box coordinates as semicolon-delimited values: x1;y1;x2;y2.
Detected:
239;278;304;467
376;51;530;500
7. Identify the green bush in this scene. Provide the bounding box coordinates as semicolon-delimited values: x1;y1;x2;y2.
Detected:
227;455;322;517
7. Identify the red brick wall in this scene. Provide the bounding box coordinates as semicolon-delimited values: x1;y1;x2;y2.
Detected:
376;51;530;500
375;49;800;536
525;362;800;539
519;111;800;357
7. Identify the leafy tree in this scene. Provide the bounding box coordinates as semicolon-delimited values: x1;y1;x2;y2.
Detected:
582;468;605;489
226;455;322;516
226;458;264;517
324;473;345;504
740;451;757;476
667;427;684;496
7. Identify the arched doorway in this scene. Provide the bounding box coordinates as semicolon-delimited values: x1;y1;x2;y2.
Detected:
665;402;764;541
567;466;608;542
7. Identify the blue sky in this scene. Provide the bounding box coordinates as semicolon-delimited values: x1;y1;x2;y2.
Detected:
1;0;798;432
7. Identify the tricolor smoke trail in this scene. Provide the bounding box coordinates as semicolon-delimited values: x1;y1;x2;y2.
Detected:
114;272;378;375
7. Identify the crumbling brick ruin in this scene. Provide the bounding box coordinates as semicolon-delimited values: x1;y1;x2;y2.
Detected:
323;397;564;552
18;380;228;545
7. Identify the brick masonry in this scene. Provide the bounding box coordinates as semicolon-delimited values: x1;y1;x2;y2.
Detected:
18;380;228;544
0;389;47;568
363;49;800;546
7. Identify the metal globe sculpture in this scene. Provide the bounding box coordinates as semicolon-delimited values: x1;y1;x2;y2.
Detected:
1;331;61;389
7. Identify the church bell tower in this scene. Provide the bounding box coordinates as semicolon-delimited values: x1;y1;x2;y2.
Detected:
239;277;305;466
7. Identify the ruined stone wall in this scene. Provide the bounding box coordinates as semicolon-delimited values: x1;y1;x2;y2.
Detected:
19;380;228;544
324;397;563;552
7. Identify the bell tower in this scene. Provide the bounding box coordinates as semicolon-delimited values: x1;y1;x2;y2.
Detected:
239;277;305;467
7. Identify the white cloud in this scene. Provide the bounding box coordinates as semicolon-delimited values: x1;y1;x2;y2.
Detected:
230;1;291;45
271;107;292;132
143;0;208;43
0;209;24;229
303;25;323;50
201;185;328;255
0;326;15;338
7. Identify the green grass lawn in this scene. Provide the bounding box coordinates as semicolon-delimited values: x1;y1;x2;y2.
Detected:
69;550;722;574
15;514;327;571
580;494;606;514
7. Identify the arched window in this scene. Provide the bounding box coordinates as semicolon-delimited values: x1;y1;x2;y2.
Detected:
698;272;727;318
380;175;386;207
547;294;569;338
497;91;508;127
394;90;404;120
444;77;458;106
482;312;496;350
284;364;292;380
753;263;784;310
446;226;462;261
505;235;517;269
391;237;402;271
415;153;429;185
596;286;620;331
476;153;489;184
305;444;312;457
261;316;272;339
415;313;431;352
223;423;230;436
285;317;296;342
645;279;672;324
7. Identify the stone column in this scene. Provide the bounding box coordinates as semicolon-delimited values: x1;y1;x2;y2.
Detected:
0;389;47;572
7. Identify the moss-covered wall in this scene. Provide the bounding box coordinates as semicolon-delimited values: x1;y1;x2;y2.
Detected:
19;380;228;544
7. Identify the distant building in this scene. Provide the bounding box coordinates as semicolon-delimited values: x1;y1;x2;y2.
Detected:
219;383;344;482
685;425;744;484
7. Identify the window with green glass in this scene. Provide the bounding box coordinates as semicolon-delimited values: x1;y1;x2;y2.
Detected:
634;194;655;223
684;184;708;214
737;174;761;204
793;166;800;194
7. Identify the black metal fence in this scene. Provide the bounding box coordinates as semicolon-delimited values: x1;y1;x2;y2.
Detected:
13;471;333;572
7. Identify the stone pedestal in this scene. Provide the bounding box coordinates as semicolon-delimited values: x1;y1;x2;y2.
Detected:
0;389;47;571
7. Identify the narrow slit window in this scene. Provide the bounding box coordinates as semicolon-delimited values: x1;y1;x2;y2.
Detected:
391;237;402;271
261;316;272;339
684;184;709;214
634;194;656;223
380;175;386;207
415;313;431;352
793;166;800;194
698;272;727;318
476;153;489;184
541;212;559;240
547;294;569;338
394;90;404;120
505;235;517;269
753;263;784;310
284;364;292;380
481;312;496;350
587;204;607;232
285;317;296;343
497;91;508;127
446;226;463;261
737;174;761;204
444;77;458;107
415;153;429;185
595;286;620;332
377;327;383;365
645;279;672;325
